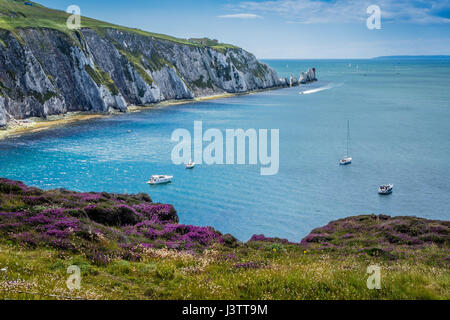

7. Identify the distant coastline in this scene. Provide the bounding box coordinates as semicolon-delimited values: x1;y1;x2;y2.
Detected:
373;55;450;60
262;56;450;61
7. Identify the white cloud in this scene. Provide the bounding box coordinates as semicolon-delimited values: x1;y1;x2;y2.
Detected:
217;13;263;19
232;0;450;24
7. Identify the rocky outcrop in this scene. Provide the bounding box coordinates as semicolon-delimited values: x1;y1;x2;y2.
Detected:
279;68;317;88
0;27;284;128
299;68;317;84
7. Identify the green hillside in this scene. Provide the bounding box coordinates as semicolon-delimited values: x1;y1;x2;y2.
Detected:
0;178;449;300
0;0;237;50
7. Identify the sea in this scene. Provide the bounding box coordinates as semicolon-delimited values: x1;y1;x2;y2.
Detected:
1;58;449;241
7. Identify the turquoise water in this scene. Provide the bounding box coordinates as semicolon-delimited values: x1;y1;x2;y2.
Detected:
1;59;450;241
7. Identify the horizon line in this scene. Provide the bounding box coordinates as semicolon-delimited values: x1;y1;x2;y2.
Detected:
259;55;450;60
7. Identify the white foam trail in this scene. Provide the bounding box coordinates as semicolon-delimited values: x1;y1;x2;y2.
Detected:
299;85;331;95
299;83;342;95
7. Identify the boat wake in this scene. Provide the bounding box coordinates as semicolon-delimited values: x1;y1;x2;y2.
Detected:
299;83;342;95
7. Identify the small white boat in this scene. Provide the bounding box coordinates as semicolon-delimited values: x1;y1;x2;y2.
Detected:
147;175;173;185
378;184;394;195
339;120;352;165
339;157;352;165
185;160;195;169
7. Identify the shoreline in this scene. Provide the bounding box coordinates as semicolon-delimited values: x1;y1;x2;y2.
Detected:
0;113;108;141
0;86;287;141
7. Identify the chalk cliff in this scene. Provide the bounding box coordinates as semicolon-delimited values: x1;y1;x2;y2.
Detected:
0;1;285;127
0;27;284;127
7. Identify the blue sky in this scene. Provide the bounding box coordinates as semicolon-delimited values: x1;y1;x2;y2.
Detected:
38;0;450;59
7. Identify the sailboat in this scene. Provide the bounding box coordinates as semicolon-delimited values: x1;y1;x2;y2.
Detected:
185;159;196;169
339;120;352;165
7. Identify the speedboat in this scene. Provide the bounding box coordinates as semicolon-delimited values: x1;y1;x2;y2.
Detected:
339;157;352;165
147;175;173;185
185;160;195;169
378;184;394;195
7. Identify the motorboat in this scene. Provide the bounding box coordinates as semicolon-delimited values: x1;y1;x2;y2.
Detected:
378;184;394;195
147;175;173;185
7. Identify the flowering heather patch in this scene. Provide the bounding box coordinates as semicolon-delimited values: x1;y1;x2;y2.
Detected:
0;179;449;272
22;195;51;206
301;233;333;244
13;232;38;247
0;180;449;300
249;234;292;244
0;179;228;264
119;243;144;262
85;248;112;266
133;203;178;223
220;253;238;261
75;193;105;203
300;214;449;261
125;222;227;249
234;262;266;269
0;178;30;193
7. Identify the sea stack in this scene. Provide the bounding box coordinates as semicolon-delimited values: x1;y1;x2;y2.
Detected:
289;74;299;87
299;68;317;84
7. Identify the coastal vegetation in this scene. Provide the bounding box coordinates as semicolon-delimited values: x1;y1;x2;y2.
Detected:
0;178;448;300
84;65;119;96
0;0;237;51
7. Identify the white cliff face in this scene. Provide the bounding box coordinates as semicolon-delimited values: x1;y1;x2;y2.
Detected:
150;66;193;100
0;27;284;127
43;96;66;116
0;97;6;127
98;29;282;98
23;49;55;94
99;85;127;112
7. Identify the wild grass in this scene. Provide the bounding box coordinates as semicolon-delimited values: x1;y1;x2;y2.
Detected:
0;178;448;300
0;242;448;300
0;0;239;51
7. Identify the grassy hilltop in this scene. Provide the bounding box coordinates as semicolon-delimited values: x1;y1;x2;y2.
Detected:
0;178;448;300
0;0;237;51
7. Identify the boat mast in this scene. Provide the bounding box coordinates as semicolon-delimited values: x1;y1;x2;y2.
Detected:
346;120;350;157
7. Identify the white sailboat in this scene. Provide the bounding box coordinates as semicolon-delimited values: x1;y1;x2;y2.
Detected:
339;120;352;165
185;159;196;169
